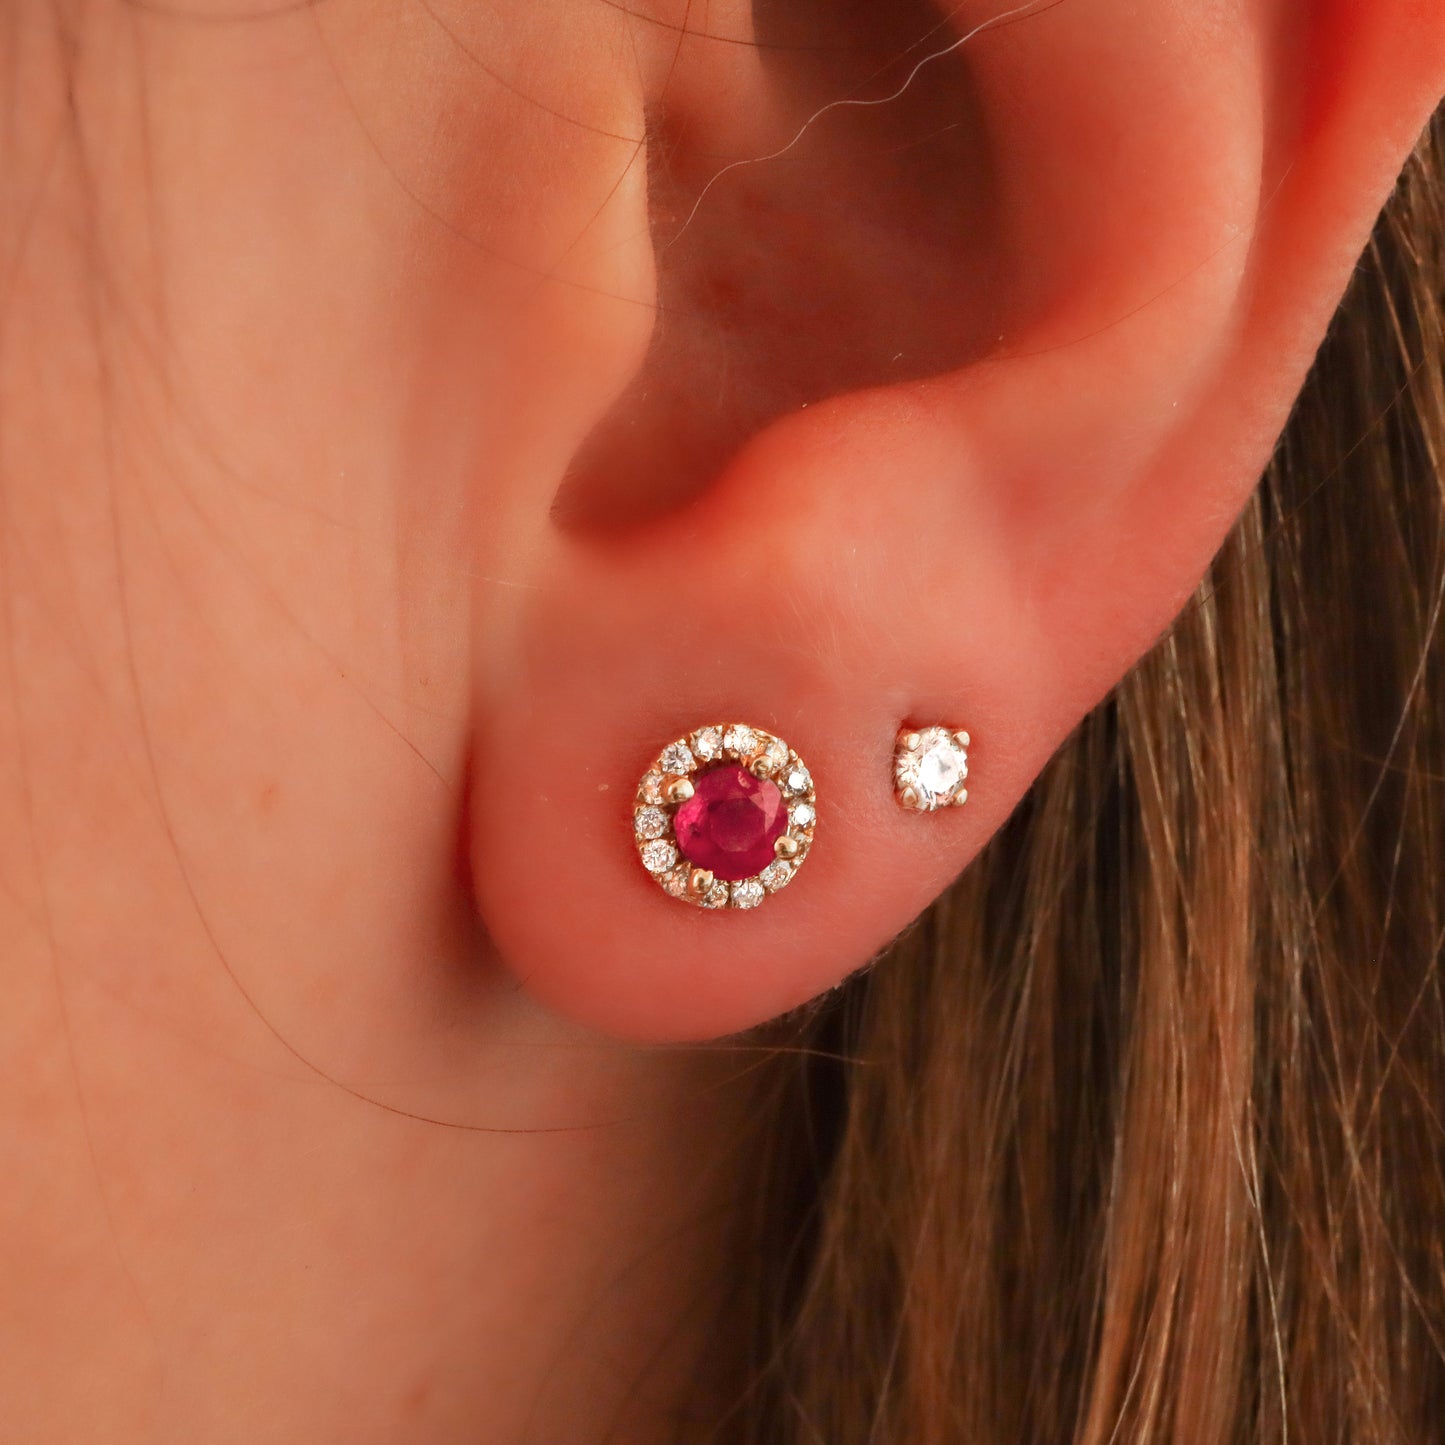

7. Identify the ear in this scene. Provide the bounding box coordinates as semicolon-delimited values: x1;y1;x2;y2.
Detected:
467;0;1445;1043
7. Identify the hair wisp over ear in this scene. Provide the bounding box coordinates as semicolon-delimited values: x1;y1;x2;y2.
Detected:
467;0;1445;1042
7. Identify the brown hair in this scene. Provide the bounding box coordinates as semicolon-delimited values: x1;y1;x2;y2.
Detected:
724;104;1445;1445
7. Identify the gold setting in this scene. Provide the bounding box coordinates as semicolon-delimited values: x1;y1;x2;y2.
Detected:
634;723;817;909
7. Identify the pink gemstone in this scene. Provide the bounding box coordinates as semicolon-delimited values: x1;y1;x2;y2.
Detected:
673;765;789;882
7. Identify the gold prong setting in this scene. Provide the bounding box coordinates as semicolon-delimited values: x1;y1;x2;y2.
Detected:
893;725;971;812
635;723;816;909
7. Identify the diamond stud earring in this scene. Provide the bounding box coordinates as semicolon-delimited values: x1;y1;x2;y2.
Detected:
634;724;817;909
894;726;971;812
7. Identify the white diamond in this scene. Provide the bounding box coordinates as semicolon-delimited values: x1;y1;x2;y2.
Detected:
763;738;788;771
723;725;756;757
662;865;692;898
660;742;696;776
691;727;723;761
784;766;811;796
639;771;664;804
919;748;963;795
641;839;678;873
896;727;969;810
791;802;816;829
731;879;765;909
634;807;668;841
700;881;730;909
759;860;794;892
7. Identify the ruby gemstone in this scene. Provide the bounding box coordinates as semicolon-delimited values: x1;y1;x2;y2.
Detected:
673;765;789;881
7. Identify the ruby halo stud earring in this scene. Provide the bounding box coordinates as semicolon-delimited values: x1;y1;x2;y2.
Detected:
894;726;971;811
634;724;817;909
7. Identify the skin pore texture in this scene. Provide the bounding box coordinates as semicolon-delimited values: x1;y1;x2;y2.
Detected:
0;0;1442;1440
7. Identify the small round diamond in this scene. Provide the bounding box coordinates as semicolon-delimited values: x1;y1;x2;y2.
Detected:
791;801;816;829
762;737;788;772
660;741;697;776
723;725;756;757
731;879;765;909
634;806;668;840
641;839;678;873
639;772;664;804
894;726;971;811
784;765;811;796
759;859;794;891
662;865;692;897
691;727;723;761
700;880;730;909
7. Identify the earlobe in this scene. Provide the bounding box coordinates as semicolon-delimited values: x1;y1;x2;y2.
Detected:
467;0;1445;1044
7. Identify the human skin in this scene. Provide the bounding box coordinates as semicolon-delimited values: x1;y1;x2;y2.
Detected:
0;2;757;1437
1;0;1442;1440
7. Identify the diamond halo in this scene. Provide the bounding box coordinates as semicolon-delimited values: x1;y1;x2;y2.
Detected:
634;723;816;910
